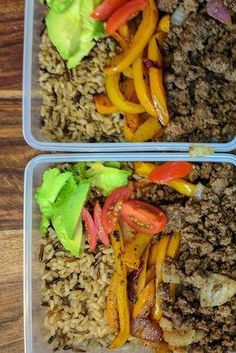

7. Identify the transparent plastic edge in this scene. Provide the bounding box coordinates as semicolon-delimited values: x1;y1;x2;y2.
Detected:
22;0;34;149
24;153;236;353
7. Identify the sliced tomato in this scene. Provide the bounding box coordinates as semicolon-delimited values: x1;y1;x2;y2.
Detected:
91;0;127;21
102;186;132;234
94;201;110;246
82;208;97;251
105;0;148;35
121;200;167;234
148;162;193;184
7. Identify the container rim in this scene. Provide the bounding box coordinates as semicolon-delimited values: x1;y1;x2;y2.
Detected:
22;0;236;153
24;152;236;353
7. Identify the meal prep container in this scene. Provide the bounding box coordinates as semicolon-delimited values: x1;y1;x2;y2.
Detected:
23;0;236;153
24;152;236;353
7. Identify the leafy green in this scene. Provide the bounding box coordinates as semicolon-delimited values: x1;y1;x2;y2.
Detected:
35;168;72;233
85;163;131;196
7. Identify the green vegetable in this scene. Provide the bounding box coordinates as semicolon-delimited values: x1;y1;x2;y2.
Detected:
45;0;104;68
85;163;131;196
35;168;72;233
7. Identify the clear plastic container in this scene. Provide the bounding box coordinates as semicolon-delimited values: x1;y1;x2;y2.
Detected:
24;152;236;353
22;0;236;153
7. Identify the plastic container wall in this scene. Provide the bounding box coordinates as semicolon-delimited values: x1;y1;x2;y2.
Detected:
23;1;236;152
24;153;236;353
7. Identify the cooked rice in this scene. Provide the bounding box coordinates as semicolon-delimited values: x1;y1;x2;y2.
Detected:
41;229;115;351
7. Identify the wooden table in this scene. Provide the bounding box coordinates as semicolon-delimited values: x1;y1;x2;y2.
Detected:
0;2;38;352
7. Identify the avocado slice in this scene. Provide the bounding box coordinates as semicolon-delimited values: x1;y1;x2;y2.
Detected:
46;0;82;60
52;179;90;257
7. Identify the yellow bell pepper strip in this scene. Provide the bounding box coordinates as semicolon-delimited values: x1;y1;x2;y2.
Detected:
167;179;197;198
133;279;155;319
123;232;153;269
132;116;162;142
124;115;136;141
120;78;136;101
155;31;167;47
118;23;130;41
158;15;170;33
148;241;159;267
166;232;181;258
148;36;170;126
106;274;119;332
146;265;156;285
104;0;158;75
122;66;133;78
105;73;145;114
166;232;181;303
94;94;119;115
134;162;157;176
132;56;157;117
109;228;130;349
111;31;128;50
136;245;150;297
152;235;170;321
148;35;163;65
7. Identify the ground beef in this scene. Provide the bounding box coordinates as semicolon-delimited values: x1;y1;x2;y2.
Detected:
158;0;236;142
153;163;235;353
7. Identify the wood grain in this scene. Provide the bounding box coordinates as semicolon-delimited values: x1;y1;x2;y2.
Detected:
0;1;38;352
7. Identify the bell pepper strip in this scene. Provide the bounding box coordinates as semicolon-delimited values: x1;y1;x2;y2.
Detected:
82;208;98;251
155;30;167;47
105;73;145;114
94;202;110;246
94;94;119;115
148;37;169;126
133;279;155;318
118;23;130;41
123;232;153;269
136;245;150;297
151;295;163;321
120;78;136;101
106;274;119;332
166;232;181;258
167;179;197;197
148;35;163;65
156;235;170;284
134;162;157;176
158;15;170;33
132;56;157;117
148;241;159;267
148;162;193;184
132;116;162;142
111;32;128;50
91;0;127;20
124;115;135;141
146;265;156;285
106;0;149;35
122;66;133;78
109;228;130;349
104;0;158;75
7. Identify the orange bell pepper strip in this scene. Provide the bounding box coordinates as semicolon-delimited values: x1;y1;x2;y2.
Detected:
132;116;162;142
132;56;157;117
118;23;130;41
109;228;130;349
133;279;155;319
136;245;150;297
167;179;198;197
148;36;170;126
106;274;119;332
158;15;170;33
94;94;119;115
124;114;137;141
134;162;157;176
111;31;128;50
105;73;145;114
104;0;158;75
123;232;153;269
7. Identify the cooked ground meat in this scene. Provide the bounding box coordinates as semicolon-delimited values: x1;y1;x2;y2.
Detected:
157;163;235;353
158;0;236;142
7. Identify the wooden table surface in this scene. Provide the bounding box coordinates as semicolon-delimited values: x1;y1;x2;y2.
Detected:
0;1;38;352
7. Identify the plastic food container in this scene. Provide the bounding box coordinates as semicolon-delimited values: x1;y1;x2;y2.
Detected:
24;152;236;353
23;1;236;153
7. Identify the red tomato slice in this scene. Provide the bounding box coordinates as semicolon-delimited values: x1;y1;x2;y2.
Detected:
91;0;127;21
148;162;193;184
94;201;110;246
102;186;132;234
82;208;98;251
121;200;167;234
105;0;148;35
